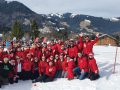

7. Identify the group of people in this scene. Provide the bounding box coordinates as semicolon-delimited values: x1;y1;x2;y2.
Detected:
0;32;100;88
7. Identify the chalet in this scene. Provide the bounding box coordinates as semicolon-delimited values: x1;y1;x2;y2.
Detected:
96;34;118;46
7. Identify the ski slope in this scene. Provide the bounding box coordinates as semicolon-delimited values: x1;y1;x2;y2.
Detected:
0;46;120;90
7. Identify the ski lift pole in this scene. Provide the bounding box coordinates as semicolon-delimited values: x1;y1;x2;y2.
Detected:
113;46;118;74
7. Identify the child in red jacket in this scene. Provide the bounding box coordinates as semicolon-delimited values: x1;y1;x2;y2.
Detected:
88;53;100;80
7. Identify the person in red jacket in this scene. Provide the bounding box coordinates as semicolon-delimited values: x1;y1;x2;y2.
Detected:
31;57;39;80
67;56;76;80
49;40;58;56
14;56;23;82
61;55;68;78
38;56;48;76
22;53;32;80
33;61;56;83
73;53;89;80
54;54;62;78
68;40;78;59
80;32;99;56
88;53;100;80
16;48;24;58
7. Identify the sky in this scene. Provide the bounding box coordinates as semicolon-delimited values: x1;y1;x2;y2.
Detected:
6;0;120;18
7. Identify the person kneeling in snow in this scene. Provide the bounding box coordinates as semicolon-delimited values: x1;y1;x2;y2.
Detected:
33;61;56;83
73;53;89;80
88;53;100;80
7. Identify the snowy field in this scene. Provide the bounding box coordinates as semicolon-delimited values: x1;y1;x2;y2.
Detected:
0;46;120;90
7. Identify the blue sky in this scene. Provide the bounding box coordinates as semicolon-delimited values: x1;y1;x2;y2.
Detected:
7;0;120;18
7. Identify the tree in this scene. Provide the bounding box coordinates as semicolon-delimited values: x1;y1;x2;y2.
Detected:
11;20;23;39
30;20;39;40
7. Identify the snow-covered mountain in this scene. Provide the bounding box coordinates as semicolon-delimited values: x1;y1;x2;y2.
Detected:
0;0;120;36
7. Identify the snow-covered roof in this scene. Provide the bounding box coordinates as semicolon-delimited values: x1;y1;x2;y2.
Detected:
99;34;118;41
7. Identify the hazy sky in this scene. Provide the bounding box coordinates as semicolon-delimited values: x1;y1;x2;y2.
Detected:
6;0;120;18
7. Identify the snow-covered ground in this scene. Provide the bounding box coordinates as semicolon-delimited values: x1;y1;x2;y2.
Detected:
0;46;120;90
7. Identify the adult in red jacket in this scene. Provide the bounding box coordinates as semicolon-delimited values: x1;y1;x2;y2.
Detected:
88;53;100;80
38;56;48;76
54;54;62;78
67;57;76;80
16;48;24;59
22;54;32;80
68;40;78;59
73;53;89;80
31;57;39;80
0;48;4;61
61;56;68;78
80;33;99;56
33;61;56;83
49;41;58;56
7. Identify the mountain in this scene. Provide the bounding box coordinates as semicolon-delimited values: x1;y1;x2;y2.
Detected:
0;0;120;36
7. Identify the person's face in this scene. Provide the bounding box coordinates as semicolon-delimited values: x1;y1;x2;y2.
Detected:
50;56;54;60
61;45;64;50
67;56;70;61
17;48;21;51
70;42;74;47
49;62;53;66
55;55;59;59
4;60;8;63
78;53;82;57
42;56;46;61
89;54;94;59
17;58;21;62
50;41;54;45
0;48;3;52
43;43;47;47
34;57;38;62
85;37;89;42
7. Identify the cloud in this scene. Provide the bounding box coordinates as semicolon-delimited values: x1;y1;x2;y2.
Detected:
6;0;120;17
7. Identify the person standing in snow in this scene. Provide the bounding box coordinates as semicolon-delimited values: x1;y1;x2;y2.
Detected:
79;32;99;56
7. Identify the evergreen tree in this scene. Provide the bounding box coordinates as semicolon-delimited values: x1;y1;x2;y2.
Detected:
11;20;23;39
30;20;39;39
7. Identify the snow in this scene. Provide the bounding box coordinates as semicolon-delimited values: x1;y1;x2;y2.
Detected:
1;46;120;90
70;13;77;18
110;18;119;22
84;19;91;24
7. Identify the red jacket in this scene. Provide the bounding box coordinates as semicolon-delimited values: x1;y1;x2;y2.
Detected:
83;37;98;55
0;52;4;61
16;51;24;58
50;44;58;56
78;57;88;72
88;58;99;73
77;37;83;52
62;60;68;71
54;59;62;70
68;46;78;58
67;60;75;79
38;61;48;74
23;49;30;58
22;59;32;71
46;65;56;78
